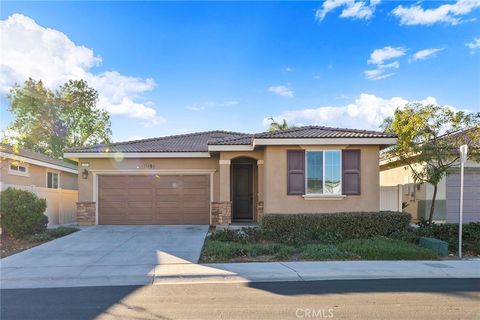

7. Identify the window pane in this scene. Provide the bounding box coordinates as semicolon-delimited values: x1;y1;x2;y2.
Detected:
325;151;341;194
19;166;26;172
10;164;18;171
53;173;59;189
307;152;323;194
47;172;52;188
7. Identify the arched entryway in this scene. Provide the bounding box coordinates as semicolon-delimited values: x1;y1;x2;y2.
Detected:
231;157;257;221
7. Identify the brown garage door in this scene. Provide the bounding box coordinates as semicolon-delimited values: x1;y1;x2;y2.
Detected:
98;175;210;225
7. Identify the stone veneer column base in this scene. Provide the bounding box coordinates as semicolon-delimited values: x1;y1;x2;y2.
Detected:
256;201;264;219
211;201;232;225
77;202;96;225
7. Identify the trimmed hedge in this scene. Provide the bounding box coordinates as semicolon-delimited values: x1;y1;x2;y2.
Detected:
0;188;48;238
260;211;411;245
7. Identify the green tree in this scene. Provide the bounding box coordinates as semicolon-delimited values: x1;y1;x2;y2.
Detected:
382;103;480;225
267;117;289;132
5;78;112;158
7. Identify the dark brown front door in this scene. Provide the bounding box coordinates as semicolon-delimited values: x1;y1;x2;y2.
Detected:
232;164;253;220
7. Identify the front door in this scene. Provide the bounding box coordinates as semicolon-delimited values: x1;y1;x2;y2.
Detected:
232;164;253;220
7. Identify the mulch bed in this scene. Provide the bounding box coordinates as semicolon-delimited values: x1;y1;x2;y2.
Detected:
1;233;45;258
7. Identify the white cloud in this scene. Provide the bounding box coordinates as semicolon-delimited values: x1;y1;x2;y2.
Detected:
281;67;294;72
185;100;239;111
124;135;146;142
268;85;294;98
264;93;439;131
364;61;399;80
410;48;444;61
316;0;380;21
392;0;480;26
368;46;406;65
365;47;405;80
0;14;162;126
466;37;480;50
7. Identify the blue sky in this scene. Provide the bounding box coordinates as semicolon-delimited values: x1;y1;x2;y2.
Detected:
1;1;479;142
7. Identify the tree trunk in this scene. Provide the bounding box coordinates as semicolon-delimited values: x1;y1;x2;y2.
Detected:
428;184;438;225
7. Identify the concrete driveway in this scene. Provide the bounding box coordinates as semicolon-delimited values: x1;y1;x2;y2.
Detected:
1;225;209;289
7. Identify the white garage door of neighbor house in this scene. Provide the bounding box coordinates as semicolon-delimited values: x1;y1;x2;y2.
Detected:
446;171;480;223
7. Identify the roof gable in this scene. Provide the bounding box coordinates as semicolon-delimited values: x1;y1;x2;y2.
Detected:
65;131;249;153
1;144;78;171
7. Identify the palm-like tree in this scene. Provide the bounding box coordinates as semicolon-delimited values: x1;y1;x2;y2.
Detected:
267;117;289;132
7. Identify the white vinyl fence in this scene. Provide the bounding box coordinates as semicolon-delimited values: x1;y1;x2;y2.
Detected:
380;185;403;212
0;183;78;226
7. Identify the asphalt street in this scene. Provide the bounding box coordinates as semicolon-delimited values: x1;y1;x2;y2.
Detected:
2;278;479;320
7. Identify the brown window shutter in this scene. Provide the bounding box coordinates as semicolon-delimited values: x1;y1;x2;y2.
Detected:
287;150;305;195
342;149;361;195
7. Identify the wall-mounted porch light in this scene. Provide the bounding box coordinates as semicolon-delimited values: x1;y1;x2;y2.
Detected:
82;168;89;179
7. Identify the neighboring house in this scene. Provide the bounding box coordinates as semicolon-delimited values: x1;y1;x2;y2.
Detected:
63;126;397;226
380;129;480;223
0;143;79;225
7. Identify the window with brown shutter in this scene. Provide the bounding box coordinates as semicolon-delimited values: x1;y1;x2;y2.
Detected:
287;150;305;195
342;149;361;195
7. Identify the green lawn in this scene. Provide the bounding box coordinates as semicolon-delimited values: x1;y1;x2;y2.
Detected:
200;236;438;263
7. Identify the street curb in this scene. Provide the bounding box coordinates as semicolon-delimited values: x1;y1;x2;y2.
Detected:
2;260;479;289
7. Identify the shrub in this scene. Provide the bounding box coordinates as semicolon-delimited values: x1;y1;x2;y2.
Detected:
28;232;53;243
300;244;356;260
0;188;48;238
209;229;239;242
47;226;79;238
260;211;412;245
418;223;480;255
337;237;438;260
388;227;421;244
241;227;264;243
209;227;264;244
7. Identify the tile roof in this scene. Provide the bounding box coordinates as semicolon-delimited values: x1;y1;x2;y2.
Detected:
380;127;479;161
1;144;78;170
210;126;396;145
65;126;396;154
65;131;249;153
252;126;397;140
440;128;480;148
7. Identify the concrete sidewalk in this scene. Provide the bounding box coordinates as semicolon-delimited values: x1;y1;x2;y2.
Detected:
2;260;479;289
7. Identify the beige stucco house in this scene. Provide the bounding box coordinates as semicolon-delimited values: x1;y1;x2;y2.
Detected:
64;126;397;226
380;130;480;223
0;144;79;225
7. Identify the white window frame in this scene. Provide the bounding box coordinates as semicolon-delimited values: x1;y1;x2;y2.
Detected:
8;161;29;177
305;150;342;196
46;171;60;189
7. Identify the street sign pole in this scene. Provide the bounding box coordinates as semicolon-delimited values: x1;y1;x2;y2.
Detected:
458;145;468;259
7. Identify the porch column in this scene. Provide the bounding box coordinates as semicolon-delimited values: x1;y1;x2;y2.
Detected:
211;159;232;225
257;160;265;217
219;159;231;202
